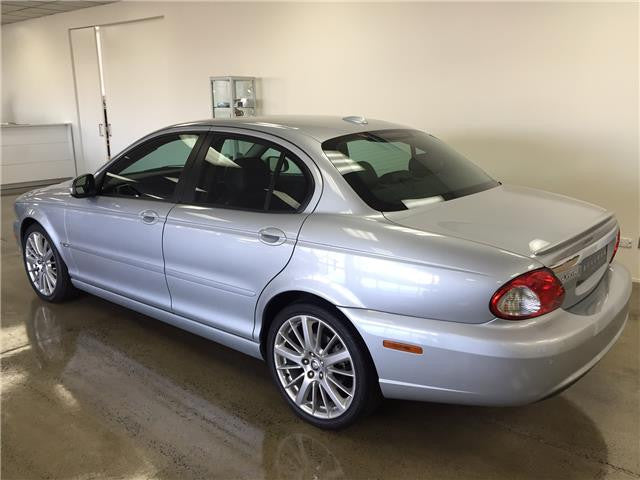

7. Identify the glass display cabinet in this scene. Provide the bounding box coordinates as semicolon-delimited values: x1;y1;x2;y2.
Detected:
210;76;257;118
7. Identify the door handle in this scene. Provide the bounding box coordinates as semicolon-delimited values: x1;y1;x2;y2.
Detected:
98;123;105;137
259;227;286;245
140;210;159;224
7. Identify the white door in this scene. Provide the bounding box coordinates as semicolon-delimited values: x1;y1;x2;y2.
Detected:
99;18;174;156
70;27;109;173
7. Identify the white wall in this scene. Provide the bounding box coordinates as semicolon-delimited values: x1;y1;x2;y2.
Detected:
2;1;638;278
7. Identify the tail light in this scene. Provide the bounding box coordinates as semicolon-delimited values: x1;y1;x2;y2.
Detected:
490;268;565;320
610;230;620;263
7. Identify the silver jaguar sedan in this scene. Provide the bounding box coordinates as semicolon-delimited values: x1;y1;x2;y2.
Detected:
14;116;631;428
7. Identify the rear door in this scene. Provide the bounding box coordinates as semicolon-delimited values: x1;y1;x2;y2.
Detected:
163;130;320;339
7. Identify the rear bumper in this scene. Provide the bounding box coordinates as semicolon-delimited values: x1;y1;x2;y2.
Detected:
340;263;631;406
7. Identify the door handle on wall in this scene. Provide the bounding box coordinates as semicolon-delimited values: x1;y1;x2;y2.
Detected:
259;227;286;245
98;124;112;137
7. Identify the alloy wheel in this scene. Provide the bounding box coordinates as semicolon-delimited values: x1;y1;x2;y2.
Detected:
273;315;356;419
25;232;57;296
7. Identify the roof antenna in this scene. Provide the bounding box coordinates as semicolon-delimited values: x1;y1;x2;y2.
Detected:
342;116;368;125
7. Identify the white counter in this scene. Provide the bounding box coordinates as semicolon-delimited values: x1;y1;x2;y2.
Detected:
1;123;77;187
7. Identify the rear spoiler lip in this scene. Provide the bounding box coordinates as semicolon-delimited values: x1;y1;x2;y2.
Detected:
533;213;617;257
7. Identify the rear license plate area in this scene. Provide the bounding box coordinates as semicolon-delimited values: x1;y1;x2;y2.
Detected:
577;247;607;284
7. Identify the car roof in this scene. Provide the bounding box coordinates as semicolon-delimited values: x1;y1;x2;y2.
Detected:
168;115;413;143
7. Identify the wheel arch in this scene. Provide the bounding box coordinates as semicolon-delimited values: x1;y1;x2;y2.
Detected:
257;289;380;383
259;290;338;354
20;215;61;247
19;211;72;267
20;217;40;241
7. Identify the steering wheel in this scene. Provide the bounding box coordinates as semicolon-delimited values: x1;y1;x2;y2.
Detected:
114;183;143;198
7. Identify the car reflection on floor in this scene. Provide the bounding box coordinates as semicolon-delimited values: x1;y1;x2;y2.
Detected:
15;302;345;480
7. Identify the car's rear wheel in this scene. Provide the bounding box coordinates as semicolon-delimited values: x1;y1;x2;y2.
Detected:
22;224;76;302
267;302;379;429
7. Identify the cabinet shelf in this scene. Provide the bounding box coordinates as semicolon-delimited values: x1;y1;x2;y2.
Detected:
210;76;257;118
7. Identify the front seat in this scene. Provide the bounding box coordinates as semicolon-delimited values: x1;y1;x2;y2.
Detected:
233;157;271;209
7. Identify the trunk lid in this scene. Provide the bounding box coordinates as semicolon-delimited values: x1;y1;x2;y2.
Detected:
383;184;619;307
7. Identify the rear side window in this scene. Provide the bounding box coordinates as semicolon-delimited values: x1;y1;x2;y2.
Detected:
322;129;498;212
189;135;311;212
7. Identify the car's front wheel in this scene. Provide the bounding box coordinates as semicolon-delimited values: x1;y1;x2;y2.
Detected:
267;302;379;429
22;223;76;302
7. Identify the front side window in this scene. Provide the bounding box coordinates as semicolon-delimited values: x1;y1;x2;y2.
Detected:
322;129;498;212
101;133;200;201
190;135;310;212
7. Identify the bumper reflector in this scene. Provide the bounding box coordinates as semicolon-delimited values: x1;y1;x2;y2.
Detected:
383;340;423;354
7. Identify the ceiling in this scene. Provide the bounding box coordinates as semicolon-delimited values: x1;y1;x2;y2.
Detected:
2;1;117;25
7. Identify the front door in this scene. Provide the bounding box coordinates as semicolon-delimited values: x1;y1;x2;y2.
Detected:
65;131;205;310
163;131;318;339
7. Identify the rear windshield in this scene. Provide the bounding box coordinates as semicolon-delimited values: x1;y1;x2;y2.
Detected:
322;129;498;212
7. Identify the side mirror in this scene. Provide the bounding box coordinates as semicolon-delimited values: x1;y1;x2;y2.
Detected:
71;174;97;198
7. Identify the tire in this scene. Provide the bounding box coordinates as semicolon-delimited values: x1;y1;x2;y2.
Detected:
22;223;76;303
266;302;380;429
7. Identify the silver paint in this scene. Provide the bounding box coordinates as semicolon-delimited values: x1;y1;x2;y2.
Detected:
13;115;632;406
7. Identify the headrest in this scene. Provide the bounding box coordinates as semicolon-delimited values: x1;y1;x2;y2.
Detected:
409;153;443;177
347;160;378;186
235;157;271;189
235;156;268;171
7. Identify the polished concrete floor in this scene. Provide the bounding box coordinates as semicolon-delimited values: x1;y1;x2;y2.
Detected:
1;192;639;480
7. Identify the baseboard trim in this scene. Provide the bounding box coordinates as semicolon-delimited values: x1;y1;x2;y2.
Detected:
1;177;70;195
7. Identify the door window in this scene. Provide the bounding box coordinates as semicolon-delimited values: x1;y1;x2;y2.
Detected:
190;135;310;212
101;133;200;201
